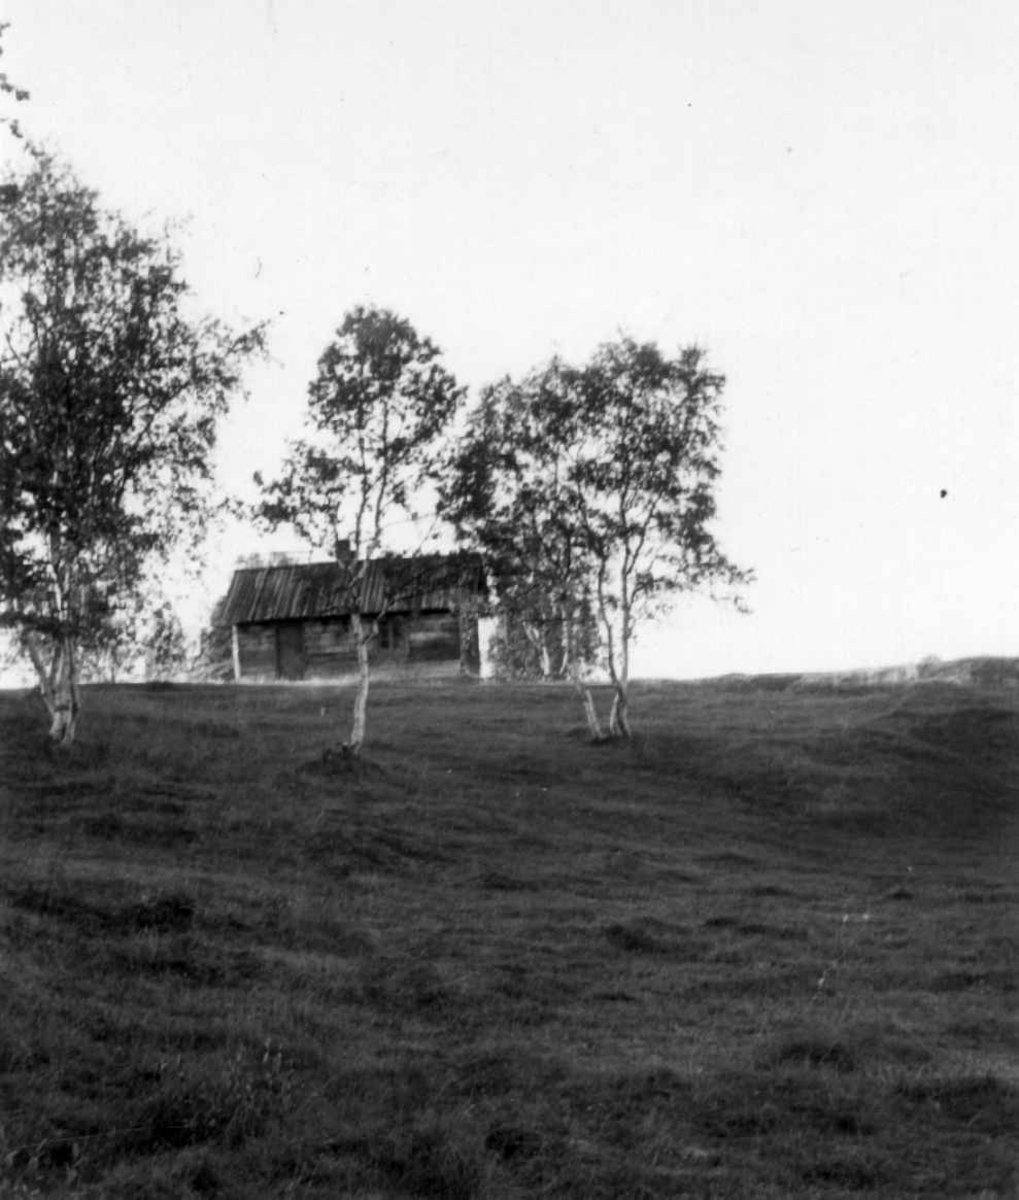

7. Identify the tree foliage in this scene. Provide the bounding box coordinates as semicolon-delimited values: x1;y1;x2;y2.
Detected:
440;368;601;709
0;152;264;741
484;606;598;682
444;338;750;738
76;586;147;684
565;338;751;735
0;22;30;141
256;305;464;752
145;601;188;681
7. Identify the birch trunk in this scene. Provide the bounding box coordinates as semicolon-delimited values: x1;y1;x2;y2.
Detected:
347;612;370;753
607;615;631;739
608;684;631;740
521;620;552;679
563;615;604;740
576;678;605;741
25;631;81;745
595;560;632;740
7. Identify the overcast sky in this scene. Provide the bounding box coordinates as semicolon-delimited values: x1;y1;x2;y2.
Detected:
3;0;1017;679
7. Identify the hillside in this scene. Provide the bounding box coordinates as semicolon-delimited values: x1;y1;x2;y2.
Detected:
709;654;1019;690
0;677;1016;1197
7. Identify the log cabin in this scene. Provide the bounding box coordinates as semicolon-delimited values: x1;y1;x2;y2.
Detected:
221;554;485;682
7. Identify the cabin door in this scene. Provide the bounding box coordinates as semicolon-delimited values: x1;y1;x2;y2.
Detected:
276;624;305;680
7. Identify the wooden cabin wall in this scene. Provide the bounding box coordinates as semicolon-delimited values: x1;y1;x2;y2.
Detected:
303;618;358;678
234;611;467;680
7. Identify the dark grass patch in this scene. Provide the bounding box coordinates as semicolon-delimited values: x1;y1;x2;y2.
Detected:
895;1075;1019;1134
301;813;453;873
693;850;761;869
686;1065;1019;1195
107;936;263;987
568;1065;694;1115
694;1071;878;1139
449;1048;570;1100
476;868;539;892
799;1153;888;1191
603;917;706;957
297;745;387;778
737;920;809;939
81;810;198;847
913;705;1019;753
355;959;454;1014
755;1015;937;1080
309;1116;491;1198
930;968;1016;993
361;1123;484;1198
764;1036;859;1073
958;888;1014;903
942;1015;1019;1047
474;962;580;1024
484;1122;544;1163
681;967;815;1000
104;1046;294;1160
6;883;197;936
745;882;794;897
186;719;242;739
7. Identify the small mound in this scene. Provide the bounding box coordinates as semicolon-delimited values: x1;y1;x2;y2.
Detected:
297;745;385;778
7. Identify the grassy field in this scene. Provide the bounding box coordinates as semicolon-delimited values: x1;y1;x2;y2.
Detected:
0;673;1016;1198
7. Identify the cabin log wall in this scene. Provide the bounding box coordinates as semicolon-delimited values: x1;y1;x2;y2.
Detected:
233;611;465;681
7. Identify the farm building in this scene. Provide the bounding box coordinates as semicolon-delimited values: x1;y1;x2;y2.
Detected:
221;555;486;682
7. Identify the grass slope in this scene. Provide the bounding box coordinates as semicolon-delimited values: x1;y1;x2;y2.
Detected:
0;676;1016;1198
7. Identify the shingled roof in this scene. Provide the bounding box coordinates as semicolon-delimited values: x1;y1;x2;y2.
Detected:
221;554;484;625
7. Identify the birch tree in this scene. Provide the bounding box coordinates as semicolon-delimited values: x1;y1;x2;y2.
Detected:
440;367;604;736
255;305;463;755
445;340;749;740
0;152;264;742
564;338;751;737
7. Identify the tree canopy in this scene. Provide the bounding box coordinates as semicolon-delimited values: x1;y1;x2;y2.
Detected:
256;304;464;752
564;338;751;735
444;338;751;737
0;151;264;740
440;367;602;719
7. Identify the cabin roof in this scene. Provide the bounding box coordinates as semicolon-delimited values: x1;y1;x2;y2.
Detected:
221;554;484;625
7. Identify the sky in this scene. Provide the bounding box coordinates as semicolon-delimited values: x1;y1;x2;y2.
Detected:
2;0;1017;680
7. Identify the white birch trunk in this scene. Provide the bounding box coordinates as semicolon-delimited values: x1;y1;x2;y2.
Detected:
25;631;81;745
608;616;631;739
348;612;370;753
521;620;552;679
563;615;605;741
595;559;632;740
576;679;605;741
608;685;630;740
